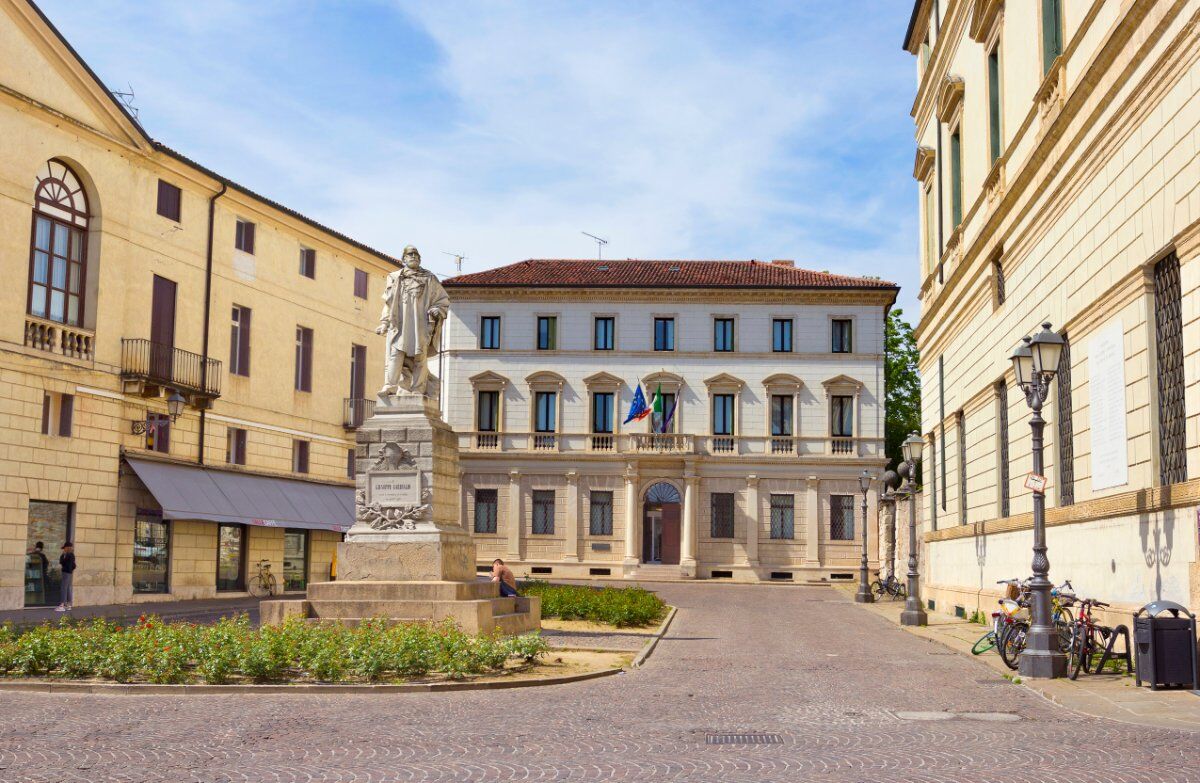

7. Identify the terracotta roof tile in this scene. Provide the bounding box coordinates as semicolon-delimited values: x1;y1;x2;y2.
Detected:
444;259;897;290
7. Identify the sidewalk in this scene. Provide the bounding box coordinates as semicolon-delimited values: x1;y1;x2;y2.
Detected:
0;596;262;627
841;586;1200;733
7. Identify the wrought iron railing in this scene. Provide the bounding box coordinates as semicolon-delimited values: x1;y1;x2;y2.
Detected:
120;338;221;397
343;398;376;428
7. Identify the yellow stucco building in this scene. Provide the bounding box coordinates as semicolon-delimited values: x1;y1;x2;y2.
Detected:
0;0;396;609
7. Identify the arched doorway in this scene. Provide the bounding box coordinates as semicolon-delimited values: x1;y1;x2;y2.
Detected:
643;482;681;565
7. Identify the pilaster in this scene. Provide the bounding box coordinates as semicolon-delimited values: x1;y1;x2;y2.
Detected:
564;470;580;562
744;474;759;566
805;475;821;567
623;463;639;568
681;467;699;578
507;469;521;560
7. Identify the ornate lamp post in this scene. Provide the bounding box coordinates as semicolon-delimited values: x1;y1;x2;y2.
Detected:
899;432;927;627
879;470;899;581
1011;324;1067;679
854;469;874;603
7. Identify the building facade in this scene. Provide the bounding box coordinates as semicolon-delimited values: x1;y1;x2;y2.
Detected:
905;0;1200;618
0;0;391;609
441;259;896;582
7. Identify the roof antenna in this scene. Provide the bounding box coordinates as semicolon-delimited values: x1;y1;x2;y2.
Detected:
441;251;467;276
581;231;608;261
111;82;139;120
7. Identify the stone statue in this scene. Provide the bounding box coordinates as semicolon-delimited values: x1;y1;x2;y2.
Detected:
376;245;450;397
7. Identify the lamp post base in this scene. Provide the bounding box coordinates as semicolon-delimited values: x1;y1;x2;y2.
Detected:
854;584;874;603
1018;647;1067;679
900;599;927;626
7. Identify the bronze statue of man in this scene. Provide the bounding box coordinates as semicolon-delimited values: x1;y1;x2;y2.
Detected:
376;246;450;396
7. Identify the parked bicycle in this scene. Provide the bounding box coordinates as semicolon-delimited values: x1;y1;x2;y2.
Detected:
246;559;278;598
977;578;1074;669
870;571;906;601
1067;596;1113;680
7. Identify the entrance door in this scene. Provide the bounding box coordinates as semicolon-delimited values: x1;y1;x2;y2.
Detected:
660;504;681;565
24;501;72;607
642;482;682;566
150;275;177;381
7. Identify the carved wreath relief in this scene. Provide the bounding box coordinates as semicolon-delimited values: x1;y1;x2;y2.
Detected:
357;441;430;531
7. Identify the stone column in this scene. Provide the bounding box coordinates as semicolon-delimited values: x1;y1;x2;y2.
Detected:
744;475;759;567
805;475;820;568
623;464;639;568
564;471;580;562
681;471;699;578
507;469;522;561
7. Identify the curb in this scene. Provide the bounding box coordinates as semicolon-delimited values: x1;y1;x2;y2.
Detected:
631;605;678;669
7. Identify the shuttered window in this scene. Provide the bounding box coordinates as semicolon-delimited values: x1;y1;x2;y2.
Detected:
295;326;313;392
156;180;181;222
235;220;255;254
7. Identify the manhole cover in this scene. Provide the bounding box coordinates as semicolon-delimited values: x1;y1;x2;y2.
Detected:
706;733;783;746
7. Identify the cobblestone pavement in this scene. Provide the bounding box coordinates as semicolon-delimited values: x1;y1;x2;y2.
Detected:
2;583;1200;783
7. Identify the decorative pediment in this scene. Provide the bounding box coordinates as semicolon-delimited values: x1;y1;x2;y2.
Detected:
583;371;623;390
704;372;745;391
469;370;509;389
968;0;1004;44
903;0;935;55
822;374;863;391
936;76;966;124
643;371;686;391
762;373;803;391
525;370;567;389
913;146;936;183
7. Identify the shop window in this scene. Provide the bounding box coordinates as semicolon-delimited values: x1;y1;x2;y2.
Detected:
133;514;169;594
216;524;245;591
24;500;72;607
283;530;308;591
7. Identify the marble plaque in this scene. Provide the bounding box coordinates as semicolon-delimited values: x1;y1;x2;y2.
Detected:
369;471;420;507
1088;319;1128;491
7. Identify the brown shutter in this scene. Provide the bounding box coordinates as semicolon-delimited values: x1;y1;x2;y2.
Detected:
41;393;51;435
240;307;251;376
58;394;73;437
351;344;366;399
245;222;255;255
301;328;313;391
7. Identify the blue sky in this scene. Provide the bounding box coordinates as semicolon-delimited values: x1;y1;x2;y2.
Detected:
40;0;921;317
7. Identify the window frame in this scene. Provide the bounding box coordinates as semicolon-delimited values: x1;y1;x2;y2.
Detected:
1041;0;1064;75
235;219;256;254
949;125;964;228
531;489;555;535
282;529;309;592
770;394;794;437
534;391;557;433
771;318;794;353
710;492;735;539
226;427;247;466
589;490;614;536
712;393;735;436
831;318;854;353
474;488;499;534
831;395;854;438
299;246;316;279
292;439;310;474
477;390;500;432
536;315;558;351
591;391;615;434
294;326;313;392
230;304;251;377
769;494;794;540
593;315;616;351
156;179;182;222
479;315;502;350
829;495;855;541
353;268;368;299
133;513;170;594
215;523;246;592
713;317;735;353
653;316;676;352
145;412;170;453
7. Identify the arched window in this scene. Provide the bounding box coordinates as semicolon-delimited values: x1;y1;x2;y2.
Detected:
29;160;89;326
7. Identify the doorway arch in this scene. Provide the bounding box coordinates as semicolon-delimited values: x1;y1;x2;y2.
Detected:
642;481;682;565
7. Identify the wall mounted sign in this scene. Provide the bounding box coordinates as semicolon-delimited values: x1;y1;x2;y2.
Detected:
1088;319;1128;491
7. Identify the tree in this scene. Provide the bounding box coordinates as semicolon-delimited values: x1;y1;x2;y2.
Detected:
884;308;921;472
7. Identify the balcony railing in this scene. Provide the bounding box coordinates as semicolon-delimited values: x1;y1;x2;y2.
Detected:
476;432;500;450
24;316;94;362
532;433;558;451
121;338;221;398
831;437;854;455
630;433;693;454
455;431;881;458
343;398;376;429
590;434;616;452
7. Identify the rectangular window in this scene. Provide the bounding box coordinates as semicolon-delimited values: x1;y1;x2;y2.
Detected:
770;494;794;540
832;319;852;353
950;129;963;227
714;318;735;352
474;489;498;534
994;258;1006;305
712;394;735;435
590;491;614;536
347;448;355;480
987;46;1002;163
226;427;247;465
532;490;555;535
29;214;85;327
1057;334;1074;505
293;440;310;474
299;247;316;278
1155;252;1187;486
145;412;170;453
957;410;967;525
40;392;73;437
997;382;1010;517
133;514;169;594
535;391;557;432
349;343;366;401
594;316;615;350
1042;0;1063;74
654;317;675;351
235;219;255;254
592;392;614;434
772;319;793;352
830;495;855;540
230;305;251;376
710;493;735;538
24;501;73;607
216;524;245;591
536;316;557;350
156;180;181;222
283;530;308;591
353;268;368;299
770;395;793;436
831;395;853;437
480;316;501;349
477;390;500;432
295;326;313;392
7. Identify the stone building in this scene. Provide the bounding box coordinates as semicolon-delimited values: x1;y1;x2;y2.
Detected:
0;0;392;608
441;259;897;581
904;1;1200;615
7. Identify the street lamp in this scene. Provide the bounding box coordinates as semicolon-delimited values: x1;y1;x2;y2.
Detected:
900;431;927;627
854;469;874;604
166;390;186;422
879;469;899;581
1010;323;1067;679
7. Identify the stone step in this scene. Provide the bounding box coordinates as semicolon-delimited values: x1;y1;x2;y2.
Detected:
489;611;541;636
307;580;498;602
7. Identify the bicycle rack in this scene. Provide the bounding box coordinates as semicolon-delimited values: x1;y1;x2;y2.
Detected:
1095;624;1133;676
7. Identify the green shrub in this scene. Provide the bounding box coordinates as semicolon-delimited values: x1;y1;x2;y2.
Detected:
519;581;666;627
13;625;56;676
238;622;292;682
194;617;245;684
97;628;141;683
507;632;549;663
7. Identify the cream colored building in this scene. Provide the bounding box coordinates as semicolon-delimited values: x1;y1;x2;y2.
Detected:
0;0;396;609
441;259;897;582
906;0;1200;619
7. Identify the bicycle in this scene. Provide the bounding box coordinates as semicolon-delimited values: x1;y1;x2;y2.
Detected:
1067;597;1112;680
246;559;278;598
993;579;1075;669
870;571;906;601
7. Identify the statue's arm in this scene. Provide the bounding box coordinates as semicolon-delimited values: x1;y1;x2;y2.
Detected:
378;275;394;329
427;280;450;321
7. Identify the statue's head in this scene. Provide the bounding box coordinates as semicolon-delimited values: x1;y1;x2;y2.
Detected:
401;246;422;270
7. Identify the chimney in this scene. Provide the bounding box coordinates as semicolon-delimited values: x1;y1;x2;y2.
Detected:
771;259;795;267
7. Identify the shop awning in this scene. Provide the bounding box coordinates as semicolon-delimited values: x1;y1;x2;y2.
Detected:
125;456;353;532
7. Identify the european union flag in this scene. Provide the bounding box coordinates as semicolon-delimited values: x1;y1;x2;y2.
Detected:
624;384;650;423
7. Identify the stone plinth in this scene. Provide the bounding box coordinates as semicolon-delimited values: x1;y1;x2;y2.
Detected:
336;530;475;582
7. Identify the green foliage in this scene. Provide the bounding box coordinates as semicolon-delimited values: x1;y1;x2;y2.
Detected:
519;581;666;627
967;610;987;625
885;308;921;473
0;613;548;684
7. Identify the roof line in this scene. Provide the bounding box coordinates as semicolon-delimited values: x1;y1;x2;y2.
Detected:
445;281;900;292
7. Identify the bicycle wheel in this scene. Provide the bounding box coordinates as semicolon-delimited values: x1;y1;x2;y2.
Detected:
971;631;997;655
1068;626;1088;680
264;572;278;597
999;621;1028;670
246;573;269;598
870;580;885;598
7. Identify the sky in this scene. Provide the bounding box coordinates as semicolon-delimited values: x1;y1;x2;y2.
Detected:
39;0;921;317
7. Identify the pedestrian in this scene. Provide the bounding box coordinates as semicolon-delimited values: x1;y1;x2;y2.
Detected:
56;541;76;612
490;558;519;598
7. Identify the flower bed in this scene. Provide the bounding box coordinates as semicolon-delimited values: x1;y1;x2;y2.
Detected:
0;615;548;685
519;581;666;627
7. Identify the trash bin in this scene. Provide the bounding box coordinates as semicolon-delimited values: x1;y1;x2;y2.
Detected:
1133;600;1199;690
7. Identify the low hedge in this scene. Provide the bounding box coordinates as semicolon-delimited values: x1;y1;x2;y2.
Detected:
0;615;548;684
519;581;666;627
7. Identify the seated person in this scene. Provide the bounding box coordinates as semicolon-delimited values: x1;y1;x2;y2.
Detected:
491;558;518;597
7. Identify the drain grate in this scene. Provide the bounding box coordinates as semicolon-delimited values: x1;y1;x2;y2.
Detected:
706;733;783;746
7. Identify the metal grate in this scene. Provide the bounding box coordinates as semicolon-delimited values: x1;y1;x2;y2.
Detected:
1056;334;1075;505
929;430;937;530
957;410;967;525
994;257;1006;304
1155;252;1187;486
996;381;1010;517
706;733;783;746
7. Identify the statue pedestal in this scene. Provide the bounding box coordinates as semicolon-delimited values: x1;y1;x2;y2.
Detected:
263;392;540;635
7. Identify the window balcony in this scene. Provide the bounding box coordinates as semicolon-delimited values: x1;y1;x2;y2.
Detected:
24;315;94;363
120;338;221;402
454;431;880;458
343;398;376;429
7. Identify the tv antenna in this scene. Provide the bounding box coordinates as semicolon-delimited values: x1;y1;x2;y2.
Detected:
441;251;467;276
581;231;609;261
111;83;139;120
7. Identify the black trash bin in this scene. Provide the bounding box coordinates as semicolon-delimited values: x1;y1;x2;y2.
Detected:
1133;600;1199;690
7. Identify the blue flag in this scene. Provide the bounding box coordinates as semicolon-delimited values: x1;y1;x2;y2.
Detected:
624;385;650;423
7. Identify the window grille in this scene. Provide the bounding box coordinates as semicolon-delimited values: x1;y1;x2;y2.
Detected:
474;489;498;534
770;494;794;539
997;381;1010;517
957;411;967;525
993;258;1005;305
829;495;855;540
532;490;555;534
710;493;734;538
590;491;613;536
1057;334;1074;505
1155;252;1187;485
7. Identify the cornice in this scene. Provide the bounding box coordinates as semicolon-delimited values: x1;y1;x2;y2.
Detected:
912;146;936;182
935;75;966;124
968;0;1004;44
448;288;897;307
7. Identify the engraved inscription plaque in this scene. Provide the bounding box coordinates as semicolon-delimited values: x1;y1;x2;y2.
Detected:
369;471;420;507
